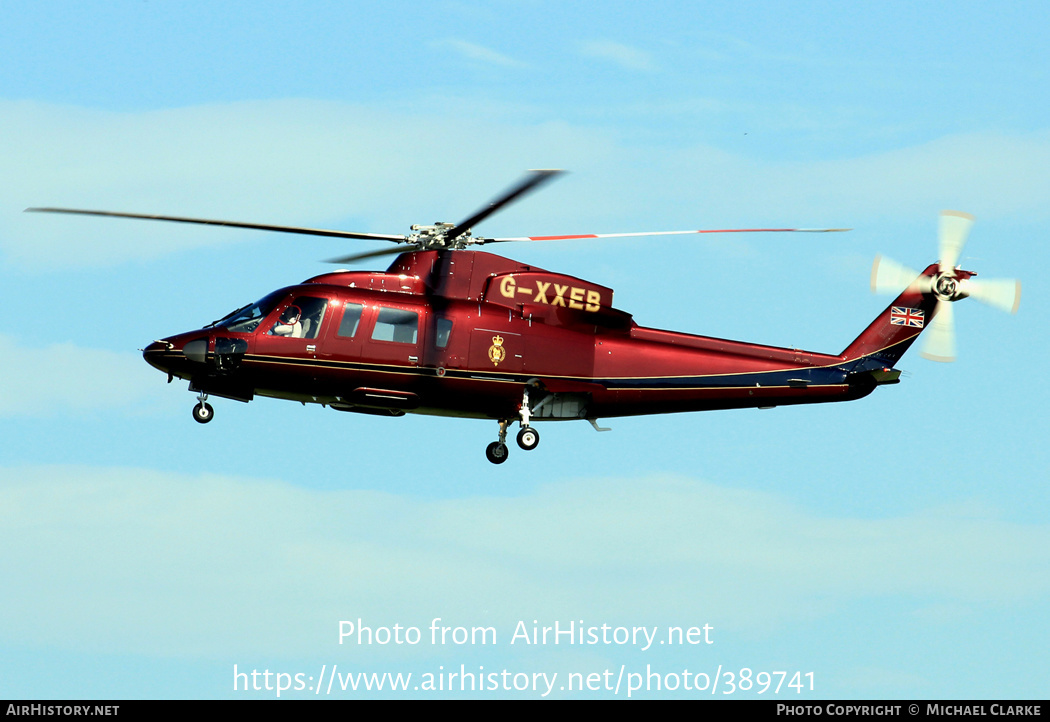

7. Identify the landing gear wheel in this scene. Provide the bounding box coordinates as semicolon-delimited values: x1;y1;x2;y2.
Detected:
192;402;214;424
516;426;540;451
485;441;509;464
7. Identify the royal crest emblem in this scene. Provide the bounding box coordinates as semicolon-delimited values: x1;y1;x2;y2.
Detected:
488;335;507;366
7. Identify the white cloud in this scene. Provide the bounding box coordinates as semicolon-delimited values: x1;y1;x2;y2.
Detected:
759;131;1050;220
580;41;659;72
431;38;528;68
3;99;1049;271
621;130;1050;229
0;335;164;416
0;467;1046;658
0;100;610;268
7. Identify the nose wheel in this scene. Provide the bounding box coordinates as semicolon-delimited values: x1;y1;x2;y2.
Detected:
485;419;511;464
192;392;214;424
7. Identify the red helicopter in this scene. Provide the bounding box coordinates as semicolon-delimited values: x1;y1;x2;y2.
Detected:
29;170;1020;463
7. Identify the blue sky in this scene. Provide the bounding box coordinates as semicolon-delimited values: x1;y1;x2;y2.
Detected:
1;0;1048;699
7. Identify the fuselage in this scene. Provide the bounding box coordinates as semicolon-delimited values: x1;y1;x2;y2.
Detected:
143;250;895;424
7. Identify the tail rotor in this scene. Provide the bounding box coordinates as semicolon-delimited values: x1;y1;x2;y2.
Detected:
871;211;1021;362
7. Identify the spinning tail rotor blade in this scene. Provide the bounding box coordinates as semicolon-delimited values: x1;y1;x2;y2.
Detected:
960;277;1022;314
921;300;956;363
870;255;928;295
938;210;974;273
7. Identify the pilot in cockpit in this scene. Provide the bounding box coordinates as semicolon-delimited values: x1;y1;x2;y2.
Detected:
271;305;303;338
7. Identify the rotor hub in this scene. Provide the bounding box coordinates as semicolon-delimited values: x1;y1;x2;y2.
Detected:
408;222;476;250
934;273;959;301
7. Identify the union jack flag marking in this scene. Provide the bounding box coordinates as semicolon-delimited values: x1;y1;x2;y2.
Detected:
890;306;924;328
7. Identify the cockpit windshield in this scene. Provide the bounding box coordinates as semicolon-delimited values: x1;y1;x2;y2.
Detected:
208;290;287;333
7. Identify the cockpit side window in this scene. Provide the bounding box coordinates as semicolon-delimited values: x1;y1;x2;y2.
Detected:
212;290;286;333
268;296;328;339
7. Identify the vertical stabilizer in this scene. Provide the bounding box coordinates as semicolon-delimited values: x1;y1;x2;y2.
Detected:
841;263;941;368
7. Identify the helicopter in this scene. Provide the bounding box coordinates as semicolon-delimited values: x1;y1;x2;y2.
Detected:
28;170;1021;463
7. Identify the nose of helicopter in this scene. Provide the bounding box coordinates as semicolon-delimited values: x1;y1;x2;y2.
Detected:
143;339;174;373
142;334;209;376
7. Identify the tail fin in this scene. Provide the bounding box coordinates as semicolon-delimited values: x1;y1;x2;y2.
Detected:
840;263;940;369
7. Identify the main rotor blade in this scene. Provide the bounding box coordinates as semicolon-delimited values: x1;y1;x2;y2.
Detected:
25;207;407;243
443;169;564;245
325;243;423;265
486;227;851;243
938;210;974;274
921;300;956;363
959;277;1022;314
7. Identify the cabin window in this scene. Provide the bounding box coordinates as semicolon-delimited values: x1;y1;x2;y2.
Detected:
435;318;453;349
268;296;328;339
372;307;418;344
337;302;364;338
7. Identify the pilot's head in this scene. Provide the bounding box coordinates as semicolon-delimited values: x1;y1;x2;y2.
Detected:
280;306;301;325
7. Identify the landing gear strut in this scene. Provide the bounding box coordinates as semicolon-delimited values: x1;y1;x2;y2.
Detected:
192;392;214;424
516;385;539;450
484;386;543;463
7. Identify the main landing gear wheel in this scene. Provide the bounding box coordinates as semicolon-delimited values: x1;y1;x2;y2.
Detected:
516;426;539;451
192;401;214;424
485;419;511;464
485;441;509;464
